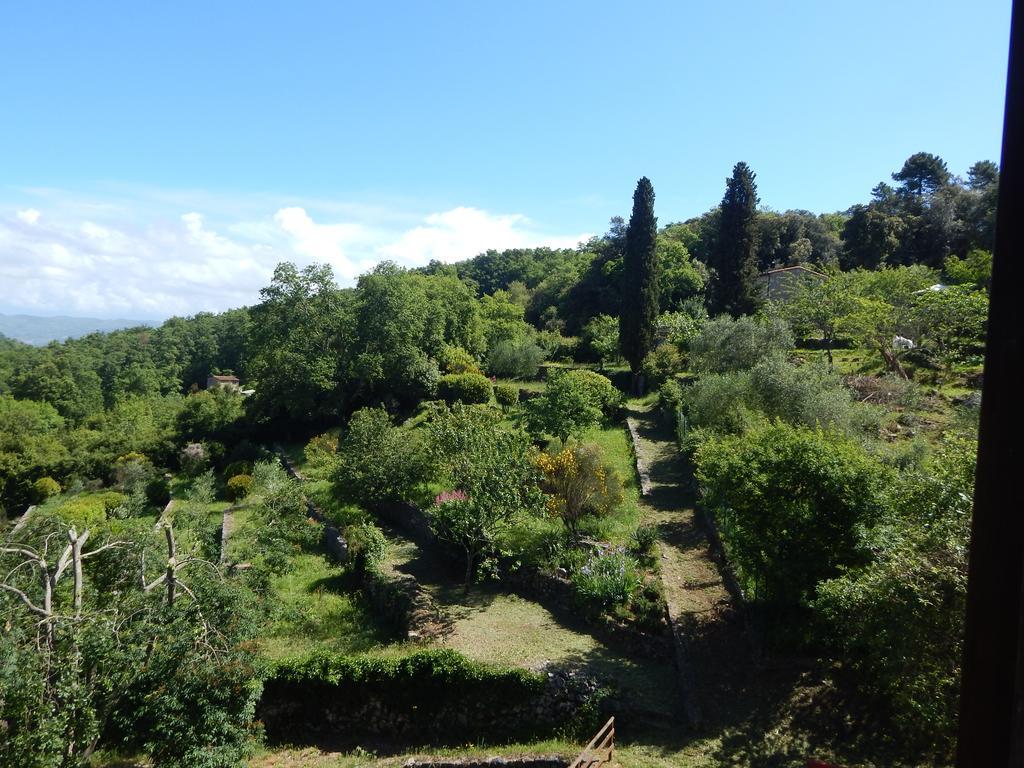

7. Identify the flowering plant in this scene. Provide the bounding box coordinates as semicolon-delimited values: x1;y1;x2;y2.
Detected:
434;489;468;506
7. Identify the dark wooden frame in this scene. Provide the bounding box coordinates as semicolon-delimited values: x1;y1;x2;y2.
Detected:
956;1;1024;763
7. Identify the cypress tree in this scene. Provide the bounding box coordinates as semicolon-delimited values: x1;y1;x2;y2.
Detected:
619;177;659;391
709;162;763;316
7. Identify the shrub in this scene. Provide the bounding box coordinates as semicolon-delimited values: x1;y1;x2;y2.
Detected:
641;344;684;389
657;379;685;423
179;443;208;476
113;453;154;491
302;434;337;476
101;491;130;517
690;315;794;373
486;340;545;379
144;476;171;508
683;370;760;435
524;369;621;443
439;345;483;375
493;383;519;411
571;550;641;612
54;491;127;527
344;521;388;574
32;477;60;503
625;580;668;634
223;460;254;480
437;373;493;405
332;407;431;508
567;369;622;416
536;443;624;539
812;437;974;757
695;422;889;617
225;474;254;501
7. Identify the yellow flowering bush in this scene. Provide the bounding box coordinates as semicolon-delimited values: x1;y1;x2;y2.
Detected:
535;442;623;538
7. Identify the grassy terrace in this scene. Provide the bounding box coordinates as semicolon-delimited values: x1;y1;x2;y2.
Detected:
260;550;391;660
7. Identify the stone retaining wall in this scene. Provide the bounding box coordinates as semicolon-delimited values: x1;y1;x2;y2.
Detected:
362;568;449;642
275;446;349;564
259;666;604;748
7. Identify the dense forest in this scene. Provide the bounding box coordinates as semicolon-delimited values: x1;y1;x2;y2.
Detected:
0;151;993;767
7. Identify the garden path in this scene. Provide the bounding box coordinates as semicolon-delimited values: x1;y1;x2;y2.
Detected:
625;402;752;731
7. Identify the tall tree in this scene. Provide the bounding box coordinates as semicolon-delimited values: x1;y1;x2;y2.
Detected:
709;162;763;317
892;152;951;200
619;177;659;390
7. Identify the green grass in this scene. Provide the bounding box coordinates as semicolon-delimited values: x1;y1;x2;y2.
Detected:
494;376;546;393
247;739;719;768
260;550;393;660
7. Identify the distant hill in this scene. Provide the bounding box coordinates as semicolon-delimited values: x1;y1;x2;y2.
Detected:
0;313;151;345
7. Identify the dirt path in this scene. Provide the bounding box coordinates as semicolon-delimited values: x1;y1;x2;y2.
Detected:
626;403;753;732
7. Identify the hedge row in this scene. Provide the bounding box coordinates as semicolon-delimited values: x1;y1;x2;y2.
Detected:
257;648;588;747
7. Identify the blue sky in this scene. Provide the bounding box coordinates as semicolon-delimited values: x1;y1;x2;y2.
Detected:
0;0;1012;318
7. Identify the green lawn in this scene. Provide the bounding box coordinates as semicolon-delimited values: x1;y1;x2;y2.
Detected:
260;549;393;660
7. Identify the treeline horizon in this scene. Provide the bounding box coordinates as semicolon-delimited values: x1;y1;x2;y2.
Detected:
0;150;995;515
2;149;998;332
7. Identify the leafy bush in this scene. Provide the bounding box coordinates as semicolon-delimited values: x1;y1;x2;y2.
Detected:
695;422;889;620
641;344;684;389
567;369;622;416
493;383;519;411
748;354;876;436
302;433;337;476
426;403;545;589
222;460;254;480
683;370;760;435
683;355;878;439
345;521;388;574
689;315;794;373
332;407;430;508
624;580;668;634
437;373;493;405
486;340;545;379
812;437;975;757
144;476;171;508
179;442;208;476
439;345;483;375
524;369;620;443
225;474;254;501
657;308;708;349
581;314;619;368
536;443;623;539
42;491;125;527
571;550;641;612
244;462;318;580
657;379;685;423
113;452;154;491
32;476;60;503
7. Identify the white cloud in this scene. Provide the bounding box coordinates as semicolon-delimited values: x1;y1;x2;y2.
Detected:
0;193;589;318
380;206;587;265
272;207;378;281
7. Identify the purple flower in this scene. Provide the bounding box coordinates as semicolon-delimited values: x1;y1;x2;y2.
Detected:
434;489;468;506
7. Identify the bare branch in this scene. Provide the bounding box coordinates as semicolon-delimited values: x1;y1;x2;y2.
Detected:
0;582;48;617
143;574;167;592
1;545;41;561
81;541;125;559
52;541;77;584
